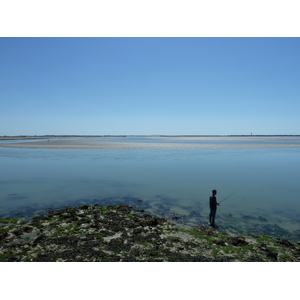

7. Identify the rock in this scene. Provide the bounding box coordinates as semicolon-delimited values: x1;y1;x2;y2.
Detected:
226;236;248;246
33;234;47;244
116;204;132;214
148;218;159;226
258;216;268;222
0;231;9;240
266;250;278;261
1;203;299;262
242;215;256;220
277;238;295;249
214;239;226;246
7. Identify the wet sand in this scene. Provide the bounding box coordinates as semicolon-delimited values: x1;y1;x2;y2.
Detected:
1;136;300;149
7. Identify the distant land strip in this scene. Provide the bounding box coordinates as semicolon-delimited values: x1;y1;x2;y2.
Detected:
1;135;300;149
1;134;300;140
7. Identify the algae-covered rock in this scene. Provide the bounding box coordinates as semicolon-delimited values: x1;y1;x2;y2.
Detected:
1;203;300;262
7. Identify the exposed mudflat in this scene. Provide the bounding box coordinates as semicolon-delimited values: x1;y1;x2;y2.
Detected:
1;136;300;149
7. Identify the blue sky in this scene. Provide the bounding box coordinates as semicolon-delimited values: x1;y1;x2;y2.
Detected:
1;37;300;136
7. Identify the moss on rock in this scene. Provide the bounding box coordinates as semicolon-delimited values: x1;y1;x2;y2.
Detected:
1;203;300;262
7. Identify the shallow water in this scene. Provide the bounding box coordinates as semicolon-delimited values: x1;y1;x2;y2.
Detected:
1;137;300;241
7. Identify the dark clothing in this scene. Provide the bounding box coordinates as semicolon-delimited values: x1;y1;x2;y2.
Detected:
209;208;217;226
209;195;217;209
209;195;217;226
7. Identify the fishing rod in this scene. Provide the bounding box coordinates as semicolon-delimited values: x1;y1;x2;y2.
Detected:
219;192;237;204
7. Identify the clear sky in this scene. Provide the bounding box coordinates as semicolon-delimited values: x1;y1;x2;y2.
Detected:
1;37;300;136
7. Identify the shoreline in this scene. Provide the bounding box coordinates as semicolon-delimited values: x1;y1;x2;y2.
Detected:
1;144;300;149
1;134;300;140
1;135;300;149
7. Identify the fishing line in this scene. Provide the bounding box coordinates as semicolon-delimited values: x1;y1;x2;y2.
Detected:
219;192;237;204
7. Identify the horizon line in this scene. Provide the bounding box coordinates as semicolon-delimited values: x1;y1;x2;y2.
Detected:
1;134;300;138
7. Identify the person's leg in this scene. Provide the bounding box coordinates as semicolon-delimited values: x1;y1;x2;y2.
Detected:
211;209;216;227
209;210;213;225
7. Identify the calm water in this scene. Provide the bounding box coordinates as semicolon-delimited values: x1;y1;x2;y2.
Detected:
1;138;300;241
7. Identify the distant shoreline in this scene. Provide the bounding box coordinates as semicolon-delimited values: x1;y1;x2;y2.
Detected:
1;135;300;149
1;134;300;141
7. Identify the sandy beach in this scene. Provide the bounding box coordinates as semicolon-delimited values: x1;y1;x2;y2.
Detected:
1;136;300;149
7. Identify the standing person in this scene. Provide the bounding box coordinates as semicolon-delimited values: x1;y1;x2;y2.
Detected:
209;189;220;227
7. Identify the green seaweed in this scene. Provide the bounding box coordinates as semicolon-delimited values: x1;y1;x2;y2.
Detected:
1;203;299;262
179;228;207;238
166;236;183;243
138;241;152;247
0;217;21;224
96;235;104;241
278;253;293;261
0;253;10;262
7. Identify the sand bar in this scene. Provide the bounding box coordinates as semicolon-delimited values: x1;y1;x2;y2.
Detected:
1;136;300;149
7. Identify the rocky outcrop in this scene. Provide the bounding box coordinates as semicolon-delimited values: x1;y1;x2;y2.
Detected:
1;204;300;262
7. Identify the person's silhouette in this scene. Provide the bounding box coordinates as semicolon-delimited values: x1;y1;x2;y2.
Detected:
209;189;220;227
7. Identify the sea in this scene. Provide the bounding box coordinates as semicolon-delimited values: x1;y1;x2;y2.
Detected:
1;136;300;242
